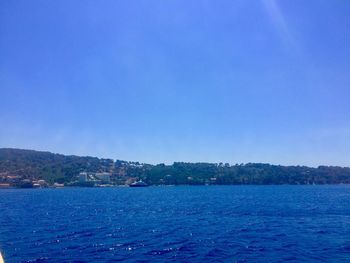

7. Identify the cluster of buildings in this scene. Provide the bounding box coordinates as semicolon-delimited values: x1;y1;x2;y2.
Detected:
0;170;115;188
0;172;114;188
0;174;50;188
0;178;50;188
78;172;111;184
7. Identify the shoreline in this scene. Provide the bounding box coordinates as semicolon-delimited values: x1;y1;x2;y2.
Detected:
1;183;350;190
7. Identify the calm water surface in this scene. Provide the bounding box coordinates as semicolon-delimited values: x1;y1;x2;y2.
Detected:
0;185;350;262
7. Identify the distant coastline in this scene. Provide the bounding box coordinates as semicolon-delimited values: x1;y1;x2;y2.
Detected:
1;148;350;188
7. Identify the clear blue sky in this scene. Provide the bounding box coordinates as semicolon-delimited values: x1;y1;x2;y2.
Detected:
1;0;350;166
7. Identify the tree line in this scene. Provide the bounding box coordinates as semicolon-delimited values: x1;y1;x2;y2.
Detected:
1;148;350;186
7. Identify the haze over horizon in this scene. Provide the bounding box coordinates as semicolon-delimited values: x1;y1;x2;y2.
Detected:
1;0;350;166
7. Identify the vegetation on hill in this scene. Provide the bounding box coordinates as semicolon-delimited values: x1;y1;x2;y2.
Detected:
1;148;350;187
0;148;113;184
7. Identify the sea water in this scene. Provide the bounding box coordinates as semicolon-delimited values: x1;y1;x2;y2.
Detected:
0;185;350;262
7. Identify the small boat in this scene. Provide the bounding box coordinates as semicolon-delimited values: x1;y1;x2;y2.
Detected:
0;251;4;263
129;181;148;187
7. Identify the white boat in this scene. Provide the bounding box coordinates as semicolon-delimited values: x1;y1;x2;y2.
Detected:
129;181;149;187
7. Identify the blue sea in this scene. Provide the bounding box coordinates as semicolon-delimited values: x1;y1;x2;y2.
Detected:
0;185;350;262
